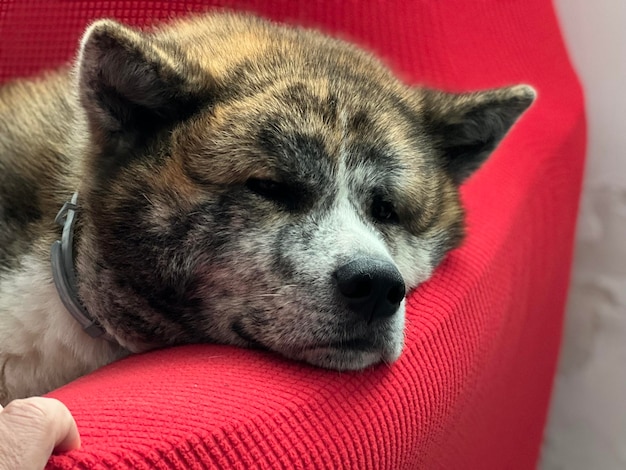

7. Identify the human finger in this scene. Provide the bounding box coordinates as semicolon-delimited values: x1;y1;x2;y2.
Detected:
0;397;80;470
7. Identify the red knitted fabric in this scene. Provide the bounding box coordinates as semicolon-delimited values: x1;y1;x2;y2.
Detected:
0;1;585;468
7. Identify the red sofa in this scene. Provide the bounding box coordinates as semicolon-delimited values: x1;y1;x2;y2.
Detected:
0;1;585;468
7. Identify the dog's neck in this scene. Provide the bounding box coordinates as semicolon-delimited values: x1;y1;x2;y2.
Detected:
51;192;116;342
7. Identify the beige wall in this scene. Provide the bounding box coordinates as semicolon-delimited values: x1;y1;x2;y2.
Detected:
541;1;626;469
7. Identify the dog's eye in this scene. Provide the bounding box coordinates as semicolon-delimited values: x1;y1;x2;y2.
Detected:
246;178;294;206
372;194;399;224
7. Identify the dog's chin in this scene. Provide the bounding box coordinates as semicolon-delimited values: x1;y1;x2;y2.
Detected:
287;342;404;371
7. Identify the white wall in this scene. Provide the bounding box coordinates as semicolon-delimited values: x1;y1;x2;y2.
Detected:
541;1;626;469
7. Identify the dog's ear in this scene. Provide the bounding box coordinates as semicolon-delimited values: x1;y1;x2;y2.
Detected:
77;19;212;139
421;85;536;184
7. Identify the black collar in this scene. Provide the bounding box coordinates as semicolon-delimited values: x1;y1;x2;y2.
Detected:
51;192;115;342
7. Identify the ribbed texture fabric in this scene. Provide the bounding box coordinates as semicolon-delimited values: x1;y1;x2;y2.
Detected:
0;1;586;468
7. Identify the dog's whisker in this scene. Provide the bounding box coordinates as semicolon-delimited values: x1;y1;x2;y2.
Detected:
255;285;298;297
142;193;155;205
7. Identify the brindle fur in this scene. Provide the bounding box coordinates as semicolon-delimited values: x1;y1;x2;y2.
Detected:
0;12;534;403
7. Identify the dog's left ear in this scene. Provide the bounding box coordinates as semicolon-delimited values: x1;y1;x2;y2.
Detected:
421;85;536;184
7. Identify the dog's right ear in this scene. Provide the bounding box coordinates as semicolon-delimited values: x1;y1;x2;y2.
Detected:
77;19;212;139
420;85;536;185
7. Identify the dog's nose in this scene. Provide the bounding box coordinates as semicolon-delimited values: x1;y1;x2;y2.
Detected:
333;258;406;322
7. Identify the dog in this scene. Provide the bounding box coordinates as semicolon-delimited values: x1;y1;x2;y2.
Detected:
0;12;535;403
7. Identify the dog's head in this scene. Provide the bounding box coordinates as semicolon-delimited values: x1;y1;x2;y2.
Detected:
72;14;534;370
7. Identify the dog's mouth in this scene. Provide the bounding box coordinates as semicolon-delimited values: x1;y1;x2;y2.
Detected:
231;320;401;370
307;337;376;351
234;321;375;352
232;320;267;350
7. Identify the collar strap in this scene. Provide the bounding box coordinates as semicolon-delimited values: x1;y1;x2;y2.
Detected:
51;192;114;341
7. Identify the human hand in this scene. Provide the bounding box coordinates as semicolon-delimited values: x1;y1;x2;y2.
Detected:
0;397;80;470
